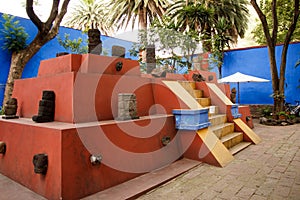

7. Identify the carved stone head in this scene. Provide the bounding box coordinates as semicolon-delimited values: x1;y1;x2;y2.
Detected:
33;154;48;175
0;142;6;154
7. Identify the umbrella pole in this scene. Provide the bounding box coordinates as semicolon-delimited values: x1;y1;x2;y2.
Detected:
238;82;240;104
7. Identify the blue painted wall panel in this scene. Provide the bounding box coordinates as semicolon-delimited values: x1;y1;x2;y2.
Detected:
222;43;300;105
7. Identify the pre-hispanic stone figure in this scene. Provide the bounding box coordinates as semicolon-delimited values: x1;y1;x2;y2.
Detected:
0;141;6;154
230;87;237;103
192;73;206;82
2;98;19;119
33;153;48;175
88;29;102;55
32;91;55;123
116;93;139;120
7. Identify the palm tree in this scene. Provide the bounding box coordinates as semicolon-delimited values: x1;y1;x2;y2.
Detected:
108;0;171;73
166;0;249;51
201;0;249;50
65;0;114;35
107;0;171;30
166;2;213;33
211;17;232;77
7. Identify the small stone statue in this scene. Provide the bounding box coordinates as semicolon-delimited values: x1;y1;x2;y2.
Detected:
2;98;19;119
33;153;48;175
32;91;55;123
230;87;237;103
0;141;6;154
192;73;206;82
88;29;102;55
116;93;139;120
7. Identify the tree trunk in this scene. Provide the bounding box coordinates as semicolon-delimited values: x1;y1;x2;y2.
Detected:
3;52;30;107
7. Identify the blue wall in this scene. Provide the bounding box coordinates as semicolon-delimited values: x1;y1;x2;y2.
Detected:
221;43;300;105
0;13;137;107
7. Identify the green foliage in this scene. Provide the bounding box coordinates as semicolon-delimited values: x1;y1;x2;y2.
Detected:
261;106;272;117
0;14;28;52
65;0;114;34
0;106;4;115
57;33;88;54
210;17;232;77
252;0;300;45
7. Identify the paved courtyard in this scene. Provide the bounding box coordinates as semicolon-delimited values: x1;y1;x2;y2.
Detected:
137;120;300;200
0;119;300;199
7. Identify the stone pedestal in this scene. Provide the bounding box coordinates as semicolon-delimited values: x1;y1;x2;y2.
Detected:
112;45;125;57
116;93;139;120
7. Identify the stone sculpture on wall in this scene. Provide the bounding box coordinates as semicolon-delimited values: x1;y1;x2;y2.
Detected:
230;87;237;103
2;98;19;119
116;93;139;120
32;91;55;123
33;153;48;175
88;29;102;55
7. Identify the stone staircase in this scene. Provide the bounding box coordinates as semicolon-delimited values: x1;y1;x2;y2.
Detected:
178;81;251;155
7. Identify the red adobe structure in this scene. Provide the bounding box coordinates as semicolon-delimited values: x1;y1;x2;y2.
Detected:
0;54;260;199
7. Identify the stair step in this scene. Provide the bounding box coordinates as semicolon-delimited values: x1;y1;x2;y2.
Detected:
193;90;203;98
209;114;227;126
209;123;234;138
178;81;197;97
85;158;201;199
221;132;243;149
207;106;219;116
196;98;211;107
229;142;252;155
179;81;196;90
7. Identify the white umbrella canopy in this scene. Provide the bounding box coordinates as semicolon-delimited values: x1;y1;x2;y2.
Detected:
217;72;270;104
217;72;270;83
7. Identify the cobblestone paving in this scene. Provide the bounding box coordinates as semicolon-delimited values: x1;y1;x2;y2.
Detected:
137;121;300;200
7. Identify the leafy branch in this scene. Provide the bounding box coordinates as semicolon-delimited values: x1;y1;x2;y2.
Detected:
0;14;28;52
57;33;88;54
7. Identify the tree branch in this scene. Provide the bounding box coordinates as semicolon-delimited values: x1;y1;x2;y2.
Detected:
26;0;43;31
48;0;71;38
45;0;60;30
250;0;273;46
271;0;278;44
279;0;300;89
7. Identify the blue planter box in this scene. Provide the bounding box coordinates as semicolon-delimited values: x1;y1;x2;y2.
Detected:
172;108;211;130
231;104;242;118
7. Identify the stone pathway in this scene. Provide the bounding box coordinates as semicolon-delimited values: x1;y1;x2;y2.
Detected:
137;120;300;200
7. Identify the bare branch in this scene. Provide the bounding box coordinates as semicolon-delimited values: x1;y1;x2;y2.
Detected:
45;0;60;29
49;0;71;38
26;0;43;31
271;0;278;44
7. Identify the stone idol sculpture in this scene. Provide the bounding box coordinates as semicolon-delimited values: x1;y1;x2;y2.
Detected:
32;91;55;123
116;93;139;120
33;153;48;175
230;87;237;104
2;98;19;119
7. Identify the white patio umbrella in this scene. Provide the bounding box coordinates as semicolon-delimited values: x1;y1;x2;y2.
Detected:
217;72;270;104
